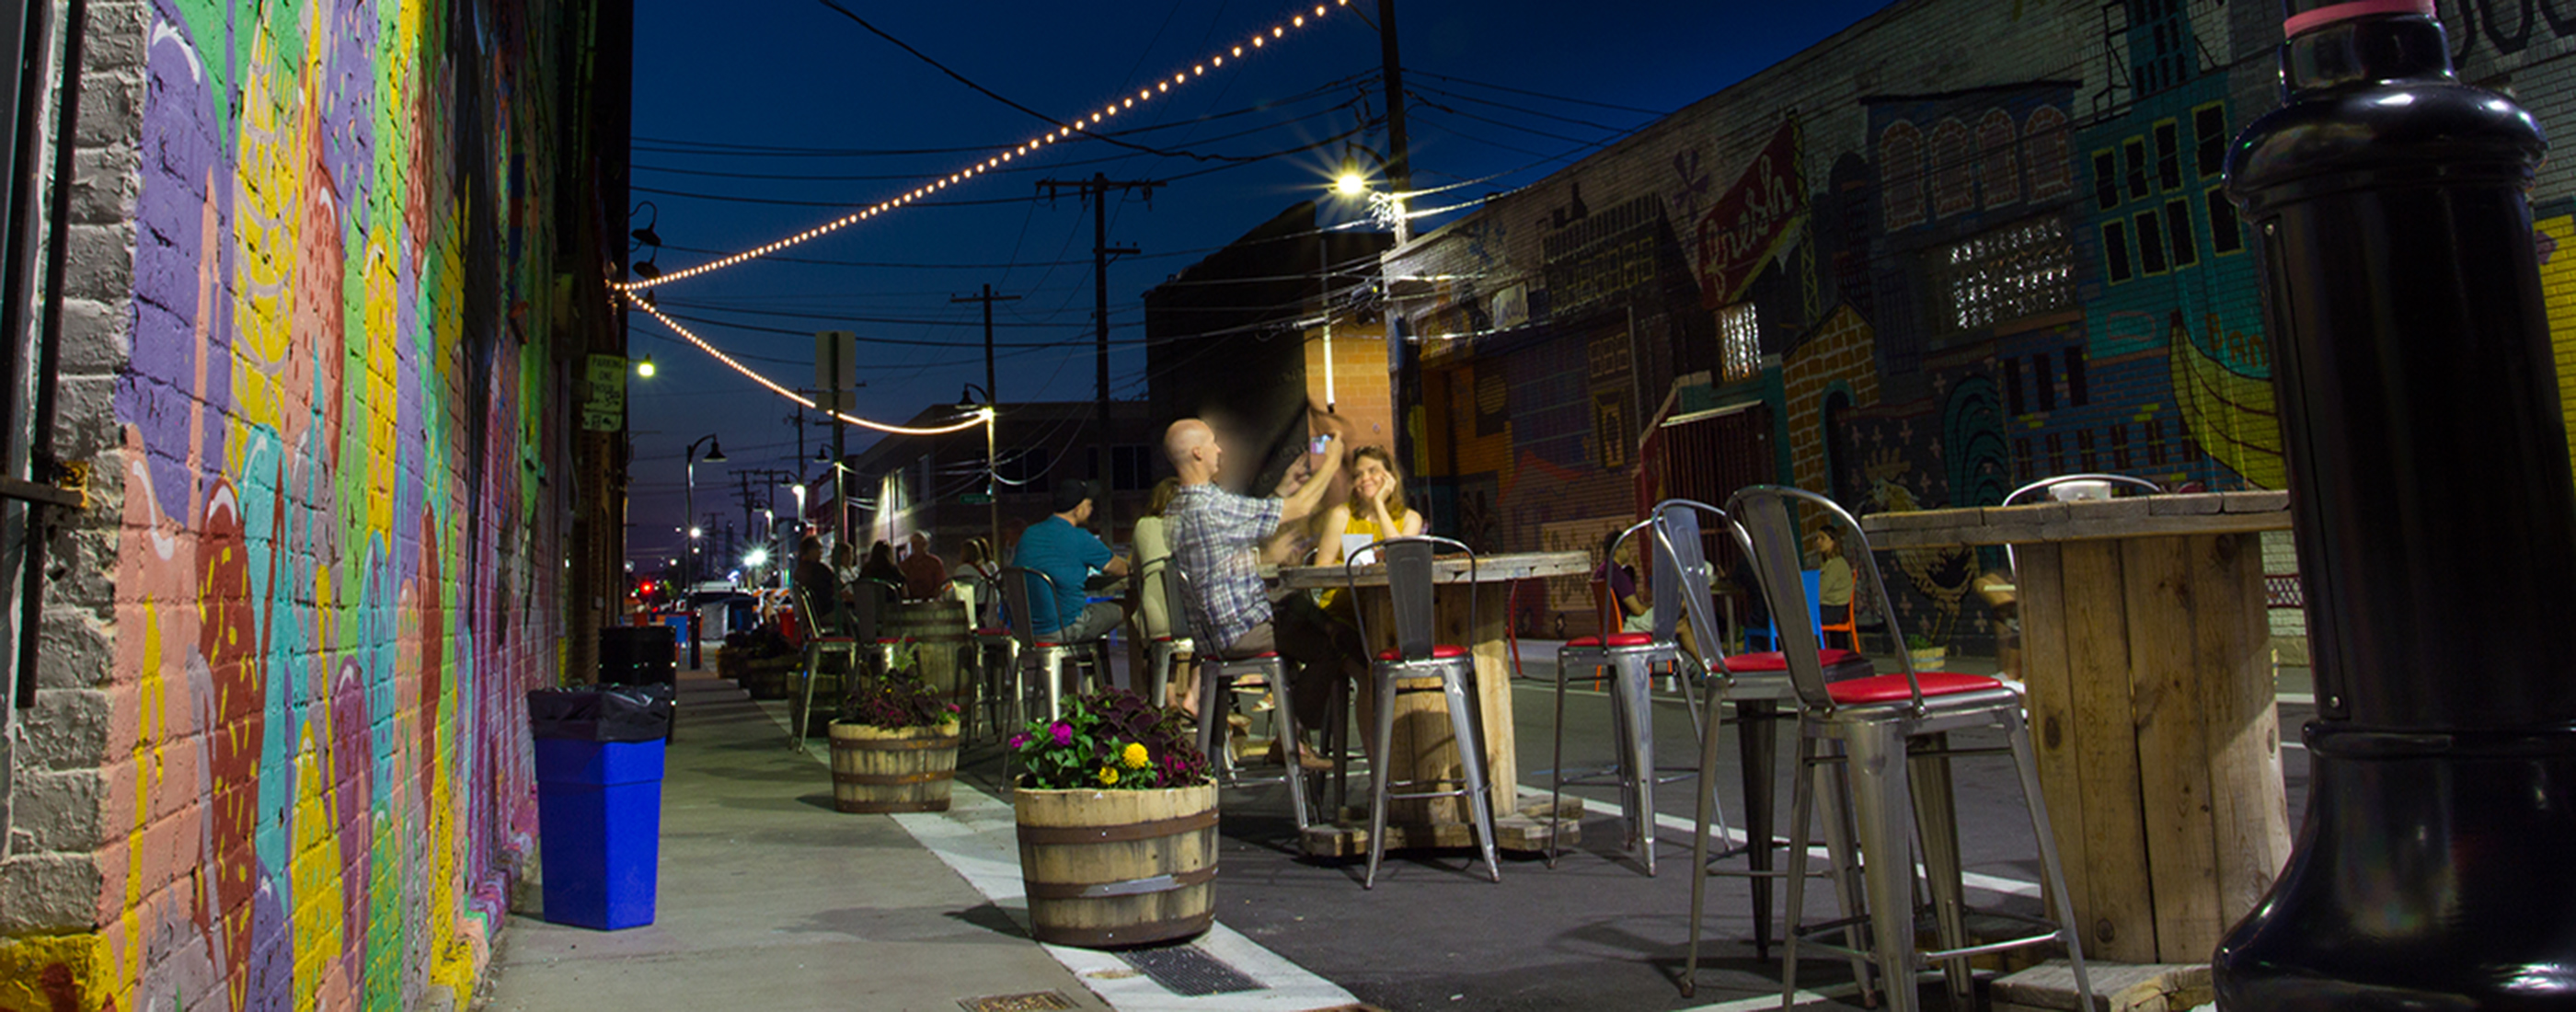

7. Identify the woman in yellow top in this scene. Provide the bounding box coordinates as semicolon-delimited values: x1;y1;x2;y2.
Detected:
1317;446;1426;570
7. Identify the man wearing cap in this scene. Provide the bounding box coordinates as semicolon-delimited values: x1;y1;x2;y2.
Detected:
1011;478;1130;642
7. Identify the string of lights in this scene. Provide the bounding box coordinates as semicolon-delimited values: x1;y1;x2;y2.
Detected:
627;293;994;435
617;0;1357;293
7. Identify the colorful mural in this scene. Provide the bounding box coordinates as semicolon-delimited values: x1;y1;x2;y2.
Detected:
0;0;589;1008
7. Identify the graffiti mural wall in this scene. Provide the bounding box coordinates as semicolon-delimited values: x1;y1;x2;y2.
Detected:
1;0;600;1008
1382;0;2576;647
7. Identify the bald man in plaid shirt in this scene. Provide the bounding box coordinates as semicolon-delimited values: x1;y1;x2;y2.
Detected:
1164;418;1367;764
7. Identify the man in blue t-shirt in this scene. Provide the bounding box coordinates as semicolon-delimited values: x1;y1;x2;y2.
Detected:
1011;478;1130;640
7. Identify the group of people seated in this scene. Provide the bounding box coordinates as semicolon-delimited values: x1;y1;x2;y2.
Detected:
789;527;1002;637
957;408;1421;765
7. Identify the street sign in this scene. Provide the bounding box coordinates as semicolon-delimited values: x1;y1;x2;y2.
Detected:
959;492;994;506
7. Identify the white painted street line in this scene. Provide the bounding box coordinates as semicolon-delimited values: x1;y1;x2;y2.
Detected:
893;785;1361;1012
1673;981;1863;1011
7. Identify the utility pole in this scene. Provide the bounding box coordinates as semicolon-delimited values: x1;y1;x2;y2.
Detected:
951;283;1021;409
1038;173;1159;540
1377;0;1425;521
1376;0;1413;244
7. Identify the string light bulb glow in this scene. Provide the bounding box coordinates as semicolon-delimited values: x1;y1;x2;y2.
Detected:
624;292;991;436
612;0;1342;293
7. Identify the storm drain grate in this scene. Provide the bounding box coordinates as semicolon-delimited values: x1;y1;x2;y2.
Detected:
1120;944;1263;995
958;992;1078;1012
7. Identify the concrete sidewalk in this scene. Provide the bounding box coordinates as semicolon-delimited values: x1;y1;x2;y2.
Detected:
480;670;1121;1012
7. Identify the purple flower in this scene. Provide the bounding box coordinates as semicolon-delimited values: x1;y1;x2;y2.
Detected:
1007;733;1030;750
1051;721;1074;746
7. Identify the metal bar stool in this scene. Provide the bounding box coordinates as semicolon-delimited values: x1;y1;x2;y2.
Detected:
1161;563;1318;830
998;566;1106;723
1548;516;1692;874
1348;535;1501;888
791;581;909;747
1730;485;2092;1012
1666;498;1874;993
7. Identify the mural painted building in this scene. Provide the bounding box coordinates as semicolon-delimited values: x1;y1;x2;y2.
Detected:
1384;0;2576;647
0;0;627;1008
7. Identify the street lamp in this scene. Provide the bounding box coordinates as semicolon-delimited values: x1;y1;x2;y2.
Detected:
1329;147;1411;244
683;432;725;668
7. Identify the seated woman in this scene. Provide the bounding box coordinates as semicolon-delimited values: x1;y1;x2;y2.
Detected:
1316;445;1426;569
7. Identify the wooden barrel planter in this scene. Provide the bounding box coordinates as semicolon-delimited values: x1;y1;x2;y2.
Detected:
881;600;978;722
828;720;960;812
1013;783;1217;949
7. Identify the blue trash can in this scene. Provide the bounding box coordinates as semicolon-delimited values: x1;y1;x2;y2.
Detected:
529;684;673;930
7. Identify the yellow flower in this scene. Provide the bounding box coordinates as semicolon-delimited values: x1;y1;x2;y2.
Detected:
1098;765;1120;786
1121;742;1151;769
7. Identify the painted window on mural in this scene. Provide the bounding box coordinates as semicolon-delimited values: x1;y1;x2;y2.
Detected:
2064;347;2090;405
1719;302;1761;383
1881;121;1926;230
2032;354;2057;410
2155;120;2183;191
2194;102;2228;177
2206;187;2245;254
2026;106;2075;201
2015;437;2035;482
2111;422;2133;470
2003;357;2026;415
2078;429;2099;470
2147;418;2170;466
1931;118;1976;219
1978;109;2021;209
2165;200;2198;268
2123;138;2149;199
1940;217;2075;331
2092;150;2120;210
2103;220;2134;282
2134;210;2169;273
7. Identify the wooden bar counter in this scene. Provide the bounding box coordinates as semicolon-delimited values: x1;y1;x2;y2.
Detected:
1875;489;2297;962
1861;491;2294;963
1276;550;1589;857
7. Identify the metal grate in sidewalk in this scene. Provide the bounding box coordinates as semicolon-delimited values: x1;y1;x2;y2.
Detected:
957;992;1078;1012
1120;943;1263;995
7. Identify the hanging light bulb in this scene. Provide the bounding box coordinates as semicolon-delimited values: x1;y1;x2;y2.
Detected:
636;354;657;378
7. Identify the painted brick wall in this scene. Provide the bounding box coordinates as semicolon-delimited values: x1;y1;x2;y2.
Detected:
0;0;593;1009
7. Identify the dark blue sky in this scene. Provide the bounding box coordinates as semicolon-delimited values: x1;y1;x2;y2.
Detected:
625;0;1897;569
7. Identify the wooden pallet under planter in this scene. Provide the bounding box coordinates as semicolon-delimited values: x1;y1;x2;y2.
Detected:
829;720;960;812
1014;783;1216;949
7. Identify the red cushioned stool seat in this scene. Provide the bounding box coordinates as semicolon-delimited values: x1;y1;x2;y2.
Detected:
1826;671;2004;705
1566;631;1659;649
974;627;1008;637
1377;644;1468;661
1720;648;1865;673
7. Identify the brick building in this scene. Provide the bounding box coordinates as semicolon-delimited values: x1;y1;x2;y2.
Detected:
1378;0;2576;648
0;0;627;1006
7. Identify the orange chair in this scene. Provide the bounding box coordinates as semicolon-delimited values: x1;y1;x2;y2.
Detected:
1820;597;1858;651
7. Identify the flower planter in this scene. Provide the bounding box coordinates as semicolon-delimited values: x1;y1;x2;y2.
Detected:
828;720;960;813
1013;782;1216;949
1907;647;1948;672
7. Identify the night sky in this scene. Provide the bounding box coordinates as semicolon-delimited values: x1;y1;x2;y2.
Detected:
624;0;1897;570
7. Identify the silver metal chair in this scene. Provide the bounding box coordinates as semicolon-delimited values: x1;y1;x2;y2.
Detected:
1729;485;2091;1012
1347;535;1501;888
998;566;1104;723
1137;556;1191;708
1165;562;1318;830
792;580;909;747
1548;516;1689;873
946;573;1014;742
1667;498;1873;991
2000;472;2164;576
788;581;860;750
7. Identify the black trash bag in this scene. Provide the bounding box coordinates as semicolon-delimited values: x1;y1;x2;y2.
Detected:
528;684;674;742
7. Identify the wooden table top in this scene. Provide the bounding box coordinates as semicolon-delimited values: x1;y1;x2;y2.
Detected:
1274;549;1591;590
1858;489;2292;547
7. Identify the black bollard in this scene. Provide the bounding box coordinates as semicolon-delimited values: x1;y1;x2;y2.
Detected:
2219;0;2576;1006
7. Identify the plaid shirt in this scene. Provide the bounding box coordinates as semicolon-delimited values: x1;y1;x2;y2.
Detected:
1167;482;1282;652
